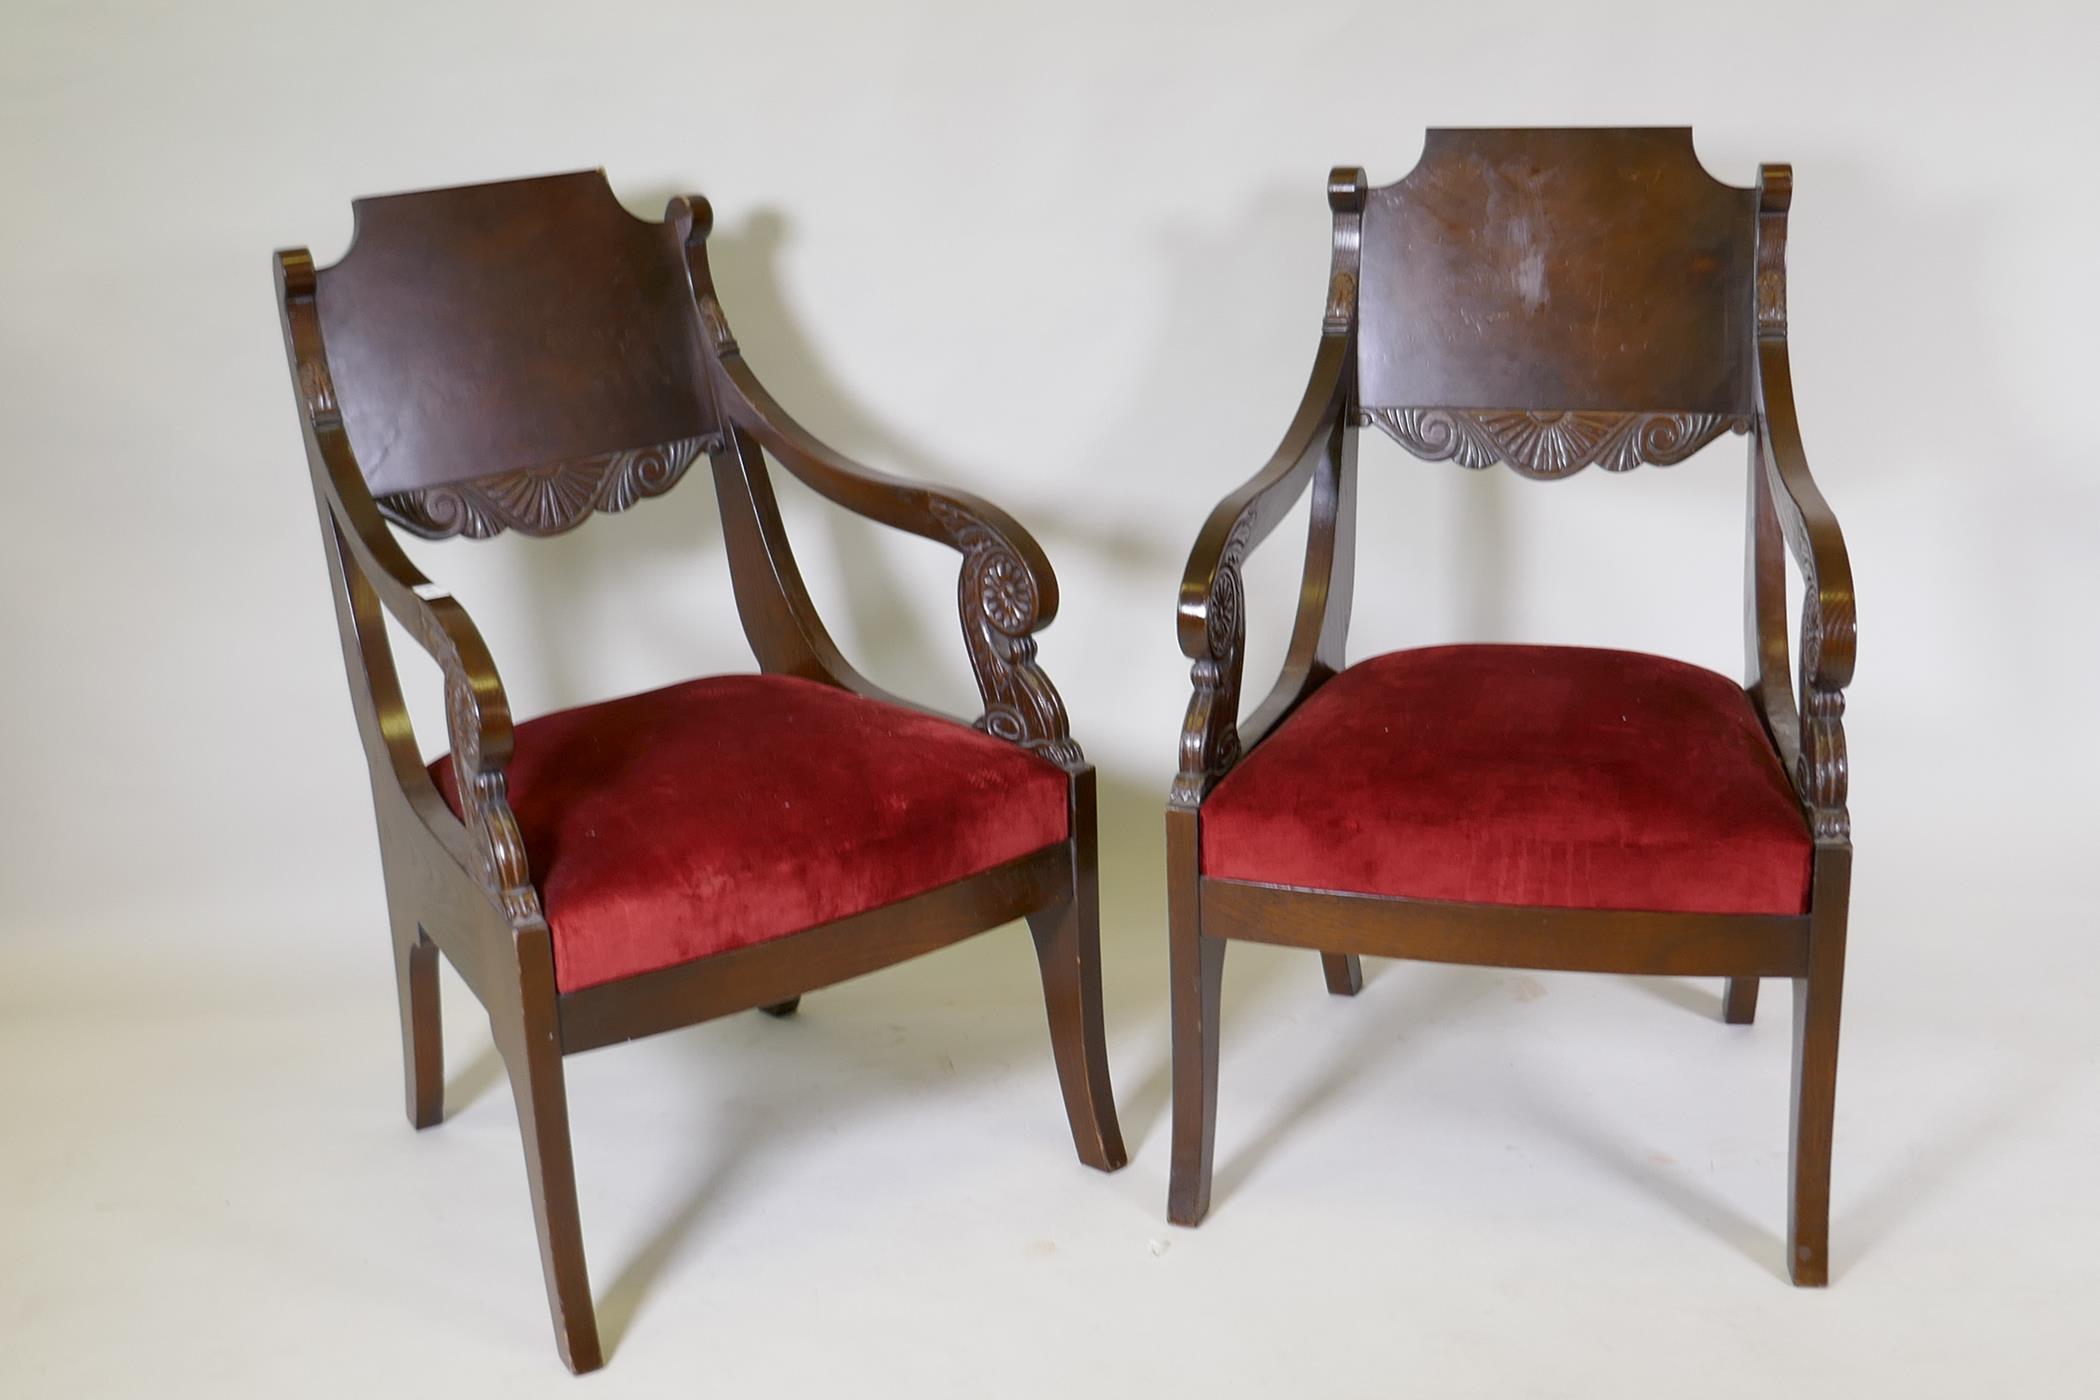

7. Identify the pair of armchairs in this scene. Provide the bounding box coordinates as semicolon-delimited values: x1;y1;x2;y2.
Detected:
278;128;1853;1372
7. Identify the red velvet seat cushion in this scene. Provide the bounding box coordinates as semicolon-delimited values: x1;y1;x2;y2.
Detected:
1202;645;1812;915
432;674;1069;992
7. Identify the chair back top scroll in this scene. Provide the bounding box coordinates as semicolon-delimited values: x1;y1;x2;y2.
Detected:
1354;128;1761;477
301;169;718;537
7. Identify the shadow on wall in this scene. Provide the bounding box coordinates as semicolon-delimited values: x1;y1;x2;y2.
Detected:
479;202;976;719
1059;173;1529;669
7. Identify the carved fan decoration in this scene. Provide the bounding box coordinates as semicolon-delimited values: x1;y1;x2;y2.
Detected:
1362;408;1746;478
377;435;717;539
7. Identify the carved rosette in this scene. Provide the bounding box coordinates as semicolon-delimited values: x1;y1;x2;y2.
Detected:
1171;516;1251;807
377;436;716;539
1362;408;1746;478
415;614;543;925
928;500;1082;766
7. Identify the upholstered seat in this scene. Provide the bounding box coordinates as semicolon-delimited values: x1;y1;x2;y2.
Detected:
435;673;1071;992
1201;645;1813;916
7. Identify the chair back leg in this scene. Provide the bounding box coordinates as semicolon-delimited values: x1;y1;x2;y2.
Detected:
1723;977;1761;1024
390;918;444;1129
1321;952;1364;997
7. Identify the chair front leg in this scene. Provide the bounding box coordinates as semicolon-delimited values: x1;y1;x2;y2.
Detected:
1026;769;1127;1172
390;914;444;1129
494;929;603;1373
1167;805;1227;1226
1788;848;1851;1286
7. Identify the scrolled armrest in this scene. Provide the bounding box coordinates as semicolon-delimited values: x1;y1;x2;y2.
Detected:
1171;336;1350;805
1757;339;1855;842
400;588;541;923
330;462;543;923
704;320;1078;763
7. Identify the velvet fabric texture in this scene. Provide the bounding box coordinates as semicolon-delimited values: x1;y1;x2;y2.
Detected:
1202;645;1813;915
431;674;1070;992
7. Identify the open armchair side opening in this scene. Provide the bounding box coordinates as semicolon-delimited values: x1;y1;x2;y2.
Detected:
276;170;1124;1373
1165;129;1854;1284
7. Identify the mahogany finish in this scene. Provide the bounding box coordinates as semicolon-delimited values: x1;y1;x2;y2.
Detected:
1356;127;1757;416
1166;130;1856;1284
318;172;712;500
277;170;1124;1373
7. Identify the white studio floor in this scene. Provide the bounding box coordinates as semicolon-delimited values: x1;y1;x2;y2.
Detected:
4;784;2093;1398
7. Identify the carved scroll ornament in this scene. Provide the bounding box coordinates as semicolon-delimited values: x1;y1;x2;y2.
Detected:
1170;515;1252;807
412;611;543;925
377;435;718;540
1774;471;1853;844
1797;599;1851;842
929;500;1083;766
1363;408;1746;478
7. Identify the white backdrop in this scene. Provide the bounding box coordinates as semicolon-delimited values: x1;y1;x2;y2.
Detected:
5;2;2096;1395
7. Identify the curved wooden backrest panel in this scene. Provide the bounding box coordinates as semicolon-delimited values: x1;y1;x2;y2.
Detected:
312;170;714;529
1355;129;1757;474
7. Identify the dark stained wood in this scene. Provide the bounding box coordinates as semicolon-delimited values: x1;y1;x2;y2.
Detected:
1357;127;1756;417
317;171;712;501
1171;169;1365;807
1166;131;1856;1286
277;172;1124;1373
1165;802;1225;1227
494;920;600;1374
391;921;443;1129
1363;405;1747;479
697;295;1079;760
1320;952;1363;997
1789;848;1850;1285
1752;163;1854;845
1025;767;1129;1171
1202;880;1810;978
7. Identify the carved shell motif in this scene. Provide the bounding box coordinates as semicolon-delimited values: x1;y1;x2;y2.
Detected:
1363;409;1746;478
377;435;717;540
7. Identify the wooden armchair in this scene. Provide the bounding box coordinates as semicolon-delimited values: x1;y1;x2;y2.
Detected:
1166;129;1855;1283
275;170;1124;1372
